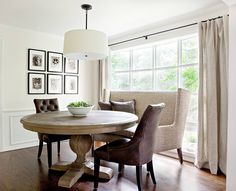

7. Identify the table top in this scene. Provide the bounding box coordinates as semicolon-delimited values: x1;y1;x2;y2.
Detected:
20;110;138;135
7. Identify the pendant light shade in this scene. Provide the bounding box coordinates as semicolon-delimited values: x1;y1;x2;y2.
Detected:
63;4;108;61
64;29;108;60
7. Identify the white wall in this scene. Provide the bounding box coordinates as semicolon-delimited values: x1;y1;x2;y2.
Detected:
227;4;236;191
0;38;3;151
0;25;99;151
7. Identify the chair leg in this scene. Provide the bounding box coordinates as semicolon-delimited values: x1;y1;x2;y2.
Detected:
94;157;100;190
177;148;183;164
147;160;156;184
91;142;94;157
57;141;60;155
118;164;124;173
47;142;52;168
136;166;143;191
37;140;43;159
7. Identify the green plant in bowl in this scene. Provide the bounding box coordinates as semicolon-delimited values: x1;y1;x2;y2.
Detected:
67;101;94;116
67;101;92;108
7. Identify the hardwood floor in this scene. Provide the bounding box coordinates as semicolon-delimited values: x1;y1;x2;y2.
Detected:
0;142;225;191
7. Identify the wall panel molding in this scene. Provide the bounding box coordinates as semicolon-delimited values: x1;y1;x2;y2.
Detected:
9;115;37;145
1;109;38;152
3;108;35;112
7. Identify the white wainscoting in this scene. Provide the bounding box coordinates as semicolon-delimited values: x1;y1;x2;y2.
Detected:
1;109;38;152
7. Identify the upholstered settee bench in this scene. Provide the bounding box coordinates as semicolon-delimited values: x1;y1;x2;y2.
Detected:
94;88;191;163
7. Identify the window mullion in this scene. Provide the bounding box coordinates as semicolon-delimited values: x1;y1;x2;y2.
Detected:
177;39;182;88
155;45;159;90
152;45;156;90
129;49;132;91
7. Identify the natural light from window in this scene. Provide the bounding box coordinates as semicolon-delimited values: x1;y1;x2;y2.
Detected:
111;34;199;154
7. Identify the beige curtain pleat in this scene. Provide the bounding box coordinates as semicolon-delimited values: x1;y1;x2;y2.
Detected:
195;16;229;175
219;16;229;174
98;49;111;102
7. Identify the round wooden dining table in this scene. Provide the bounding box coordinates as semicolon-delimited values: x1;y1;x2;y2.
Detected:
20;110;138;188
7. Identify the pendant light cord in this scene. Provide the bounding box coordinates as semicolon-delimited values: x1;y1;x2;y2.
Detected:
85;9;88;30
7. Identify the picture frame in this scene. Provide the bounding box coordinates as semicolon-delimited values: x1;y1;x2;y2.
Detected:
28;49;46;71
47;51;63;73
28;73;46;94
64;75;79;94
47;74;63;94
64;58;79;74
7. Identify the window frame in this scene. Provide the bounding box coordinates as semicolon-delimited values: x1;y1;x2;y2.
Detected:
111;34;198;92
110;34;199;159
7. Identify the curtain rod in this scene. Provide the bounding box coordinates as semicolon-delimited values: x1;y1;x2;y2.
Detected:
109;15;228;47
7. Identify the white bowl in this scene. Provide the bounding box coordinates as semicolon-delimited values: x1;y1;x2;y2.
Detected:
67;105;94;116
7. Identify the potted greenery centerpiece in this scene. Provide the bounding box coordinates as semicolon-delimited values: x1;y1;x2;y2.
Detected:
67;101;94;116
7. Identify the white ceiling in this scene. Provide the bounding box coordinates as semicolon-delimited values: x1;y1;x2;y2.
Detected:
0;0;226;37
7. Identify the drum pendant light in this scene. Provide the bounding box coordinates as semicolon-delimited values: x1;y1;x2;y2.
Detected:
63;4;108;61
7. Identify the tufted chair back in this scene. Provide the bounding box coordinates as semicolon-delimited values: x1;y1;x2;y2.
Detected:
33;98;59;113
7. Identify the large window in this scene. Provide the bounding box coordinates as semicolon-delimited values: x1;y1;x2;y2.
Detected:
111;34;199;154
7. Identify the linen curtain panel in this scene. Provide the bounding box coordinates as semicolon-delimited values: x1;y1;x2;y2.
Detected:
195;16;229;175
98;49;111;102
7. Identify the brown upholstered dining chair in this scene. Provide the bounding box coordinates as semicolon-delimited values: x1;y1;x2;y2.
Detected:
33;98;70;168
94;104;165;191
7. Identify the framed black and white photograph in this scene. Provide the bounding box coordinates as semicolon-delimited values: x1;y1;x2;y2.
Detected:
28;49;46;71
64;75;78;94
47;51;63;73
64;58;79;74
47;74;63;94
28;73;45;94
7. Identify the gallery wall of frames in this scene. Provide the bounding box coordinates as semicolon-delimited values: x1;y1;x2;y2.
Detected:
27;48;79;95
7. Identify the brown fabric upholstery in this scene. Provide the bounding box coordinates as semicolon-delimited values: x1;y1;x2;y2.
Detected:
98;101;112;110
33;98;70;168
110;100;136;114
34;98;59;113
95;103;165;165
94;104;165;190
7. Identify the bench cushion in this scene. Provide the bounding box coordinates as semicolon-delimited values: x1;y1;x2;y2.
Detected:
110;91;177;125
98;101;112;110
110;100;136;114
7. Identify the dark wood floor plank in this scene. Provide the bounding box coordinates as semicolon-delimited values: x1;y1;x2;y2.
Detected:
0;142;225;191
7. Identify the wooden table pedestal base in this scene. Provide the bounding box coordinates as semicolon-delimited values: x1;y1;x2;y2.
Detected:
50;135;113;188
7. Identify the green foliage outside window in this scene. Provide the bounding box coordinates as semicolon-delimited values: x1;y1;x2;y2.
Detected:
157;69;177;91
182;67;198;93
111;53;129;72
132;71;152;90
